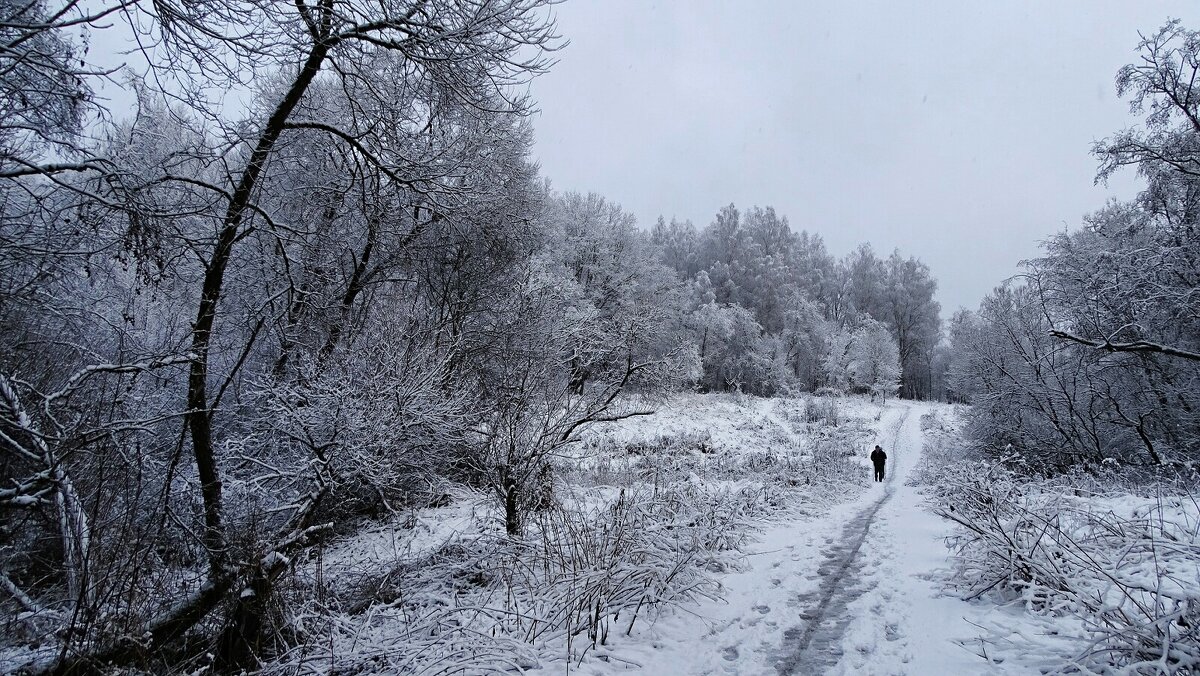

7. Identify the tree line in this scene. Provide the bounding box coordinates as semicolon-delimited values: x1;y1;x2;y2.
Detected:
651;208;941;399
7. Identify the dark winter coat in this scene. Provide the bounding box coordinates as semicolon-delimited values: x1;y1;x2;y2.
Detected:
870;448;887;466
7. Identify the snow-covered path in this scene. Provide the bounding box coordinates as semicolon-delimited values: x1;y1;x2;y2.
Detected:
772;407;909;674
817;402;995;676
577;401;1004;675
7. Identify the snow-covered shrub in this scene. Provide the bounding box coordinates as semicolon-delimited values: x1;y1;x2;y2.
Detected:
622;429;715;456
918;410;1200;673
263;489;719;674
802;396;841;426
528;491;720;644
938;475;1200;672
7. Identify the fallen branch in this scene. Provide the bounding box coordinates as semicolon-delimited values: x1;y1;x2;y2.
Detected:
0;569;54;618
0;374;93;607
24;577;232;676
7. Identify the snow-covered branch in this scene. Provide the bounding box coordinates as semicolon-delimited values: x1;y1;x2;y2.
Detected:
0;374;92;606
1050;329;1200;362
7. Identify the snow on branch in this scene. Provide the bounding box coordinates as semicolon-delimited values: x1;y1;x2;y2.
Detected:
1050;330;1200;362
0;569;55;618
0;373;93;606
0;470;55;507
43;354;194;408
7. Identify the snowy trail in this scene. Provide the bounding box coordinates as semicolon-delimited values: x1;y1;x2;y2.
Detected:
822;403;1016;676
772;407;908;674
576;401;1009;675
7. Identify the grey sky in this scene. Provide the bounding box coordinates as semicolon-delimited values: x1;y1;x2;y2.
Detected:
528;1;1200;315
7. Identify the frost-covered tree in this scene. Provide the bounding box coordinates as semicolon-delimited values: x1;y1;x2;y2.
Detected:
658;202;941;398
0;0;561;671
942;309;981;404
687;301;783;394
471;244;684;535
881;252;942;399
651;216;702;279
848;319;902;400
791;231;839;320
544;193;685;394
952;283;1136;468
779;295;832;390
821;328;855;393
0;0;106;176
843;244;885;321
951;20;1200;470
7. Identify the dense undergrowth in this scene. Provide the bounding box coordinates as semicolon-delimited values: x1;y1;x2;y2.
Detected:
915;409;1200;674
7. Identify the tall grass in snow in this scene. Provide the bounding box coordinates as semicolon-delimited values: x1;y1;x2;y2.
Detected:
260;395;878;674
262;488;723;674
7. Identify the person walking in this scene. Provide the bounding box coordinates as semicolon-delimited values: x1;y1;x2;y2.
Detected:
870;445;887;482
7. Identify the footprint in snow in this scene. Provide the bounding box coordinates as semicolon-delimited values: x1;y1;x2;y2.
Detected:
753;604;771;614
722;646;740;661
885;623;902;641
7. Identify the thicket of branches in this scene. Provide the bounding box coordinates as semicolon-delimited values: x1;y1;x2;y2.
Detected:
915;410;1200;673
945;19;1200;472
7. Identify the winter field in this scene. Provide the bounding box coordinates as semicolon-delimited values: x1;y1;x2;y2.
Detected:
258;394;1197;676
239;393;889;674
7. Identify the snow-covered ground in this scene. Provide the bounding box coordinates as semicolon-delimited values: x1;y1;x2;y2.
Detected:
277;394;1089;675
543;399;1028;675
7;392;1187;675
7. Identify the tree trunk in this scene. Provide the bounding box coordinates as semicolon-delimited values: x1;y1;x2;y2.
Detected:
568;356;587;395
184;35;335;578
318;215;377;364
214;569;274;672
503;472;520;536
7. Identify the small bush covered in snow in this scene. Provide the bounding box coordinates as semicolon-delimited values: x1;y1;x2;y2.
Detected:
263;488;723;674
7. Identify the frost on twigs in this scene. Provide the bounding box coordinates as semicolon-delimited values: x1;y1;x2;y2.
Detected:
912;409;1200;671
931;453;1200;669
258;394;880;673
262;488;721;674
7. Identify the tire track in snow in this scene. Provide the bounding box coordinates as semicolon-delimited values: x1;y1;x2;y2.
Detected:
773;405;910;675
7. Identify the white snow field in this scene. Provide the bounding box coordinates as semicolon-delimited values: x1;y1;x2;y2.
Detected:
544;400;1034;675
270;394;1053;675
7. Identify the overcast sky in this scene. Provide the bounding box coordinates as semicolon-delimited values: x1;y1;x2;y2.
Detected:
527;1;1200;315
